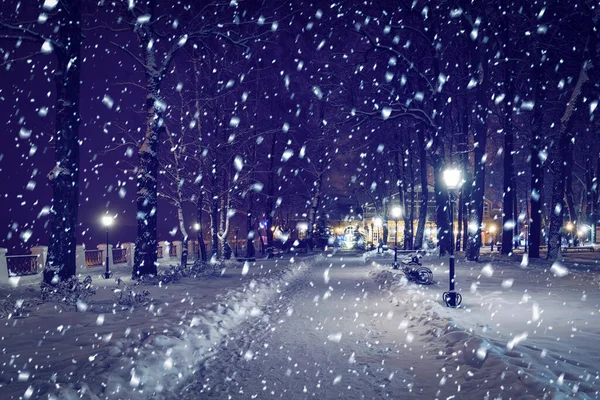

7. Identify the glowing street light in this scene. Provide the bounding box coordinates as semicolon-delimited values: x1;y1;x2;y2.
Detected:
442;167;463;308
391;206;402;269
101;215;114;279
565;222;574;247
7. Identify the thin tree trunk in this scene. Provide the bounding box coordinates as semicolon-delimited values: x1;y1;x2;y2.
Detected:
197;191;207;262
246;202;256;258
466;24;489;262
548;60;590;259
413;133;428;249
433;152;451;256
266;132;277;248
529;68;544;258
501;13;515;254
408;146;416;250
43;0;81;284
461;105;471;252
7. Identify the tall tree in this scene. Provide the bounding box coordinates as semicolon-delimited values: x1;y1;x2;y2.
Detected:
1;0;82;284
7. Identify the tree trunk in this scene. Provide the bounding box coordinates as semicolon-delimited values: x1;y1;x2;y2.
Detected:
432;153;451;256
466;29;489;262
265;132;277;248
413;134;428;249
43;0;81;284
133;73;164;277
548;60;590;259
197;193;207;262
177;206;189;267
501;21;515;254
246;202;256;258
529;69;544;258
408;146;416;250
306;172;323;251
461;105;471;252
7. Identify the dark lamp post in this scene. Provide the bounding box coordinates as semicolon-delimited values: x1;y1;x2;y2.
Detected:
391;206;402;269
442;167;462;308
101;215;113;279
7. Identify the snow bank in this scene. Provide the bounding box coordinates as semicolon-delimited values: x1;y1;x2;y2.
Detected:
55;254;323;399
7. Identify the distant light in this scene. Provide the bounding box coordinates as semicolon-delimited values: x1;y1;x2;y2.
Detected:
391;207;402;219
443;167;462;189
373;217;382;227
101;215;114;227
194;223;200;230
489;225;497;233
565;222;574;231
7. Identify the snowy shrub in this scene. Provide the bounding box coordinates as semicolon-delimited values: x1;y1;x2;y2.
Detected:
0;296;35;319
40;275;96;311
113;278;151;308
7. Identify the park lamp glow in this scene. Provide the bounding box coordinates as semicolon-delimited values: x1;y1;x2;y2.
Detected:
194;223;200;230
373;216;382;227
489;224;497;234
443;167;462;190
391;206;402;220
101;215;114;227
565;222;574;231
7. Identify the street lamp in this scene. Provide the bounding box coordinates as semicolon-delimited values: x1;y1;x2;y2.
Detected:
101;215;113;279
566;222;574;247
489;224;497;252
442;167;462;308
391;206;402;269
194;223;201;258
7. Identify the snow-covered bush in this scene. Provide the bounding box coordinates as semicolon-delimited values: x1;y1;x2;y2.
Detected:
113;278;151;308
40;275;96;311
0;296;32;319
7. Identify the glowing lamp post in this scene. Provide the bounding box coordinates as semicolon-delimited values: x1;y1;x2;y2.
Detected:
391;206;402;269
101;215;113;279
489;224;497;252
442;167;462;308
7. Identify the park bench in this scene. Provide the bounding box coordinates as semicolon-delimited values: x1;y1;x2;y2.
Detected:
397;254;434;285
562;246;595;252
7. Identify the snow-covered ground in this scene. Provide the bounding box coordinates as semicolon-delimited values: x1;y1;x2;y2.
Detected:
0;255;322;399
1;250;599;399
368;249;600;399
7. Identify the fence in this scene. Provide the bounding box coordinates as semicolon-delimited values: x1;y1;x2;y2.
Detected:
85;249;104;267
112;248;127;264
6;255;38;276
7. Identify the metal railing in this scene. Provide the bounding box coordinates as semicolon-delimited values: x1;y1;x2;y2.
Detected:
112;248;127;264
6;254;39;276
85;250;103;267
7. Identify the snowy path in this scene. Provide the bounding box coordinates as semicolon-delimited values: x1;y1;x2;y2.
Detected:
177;252;448;399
